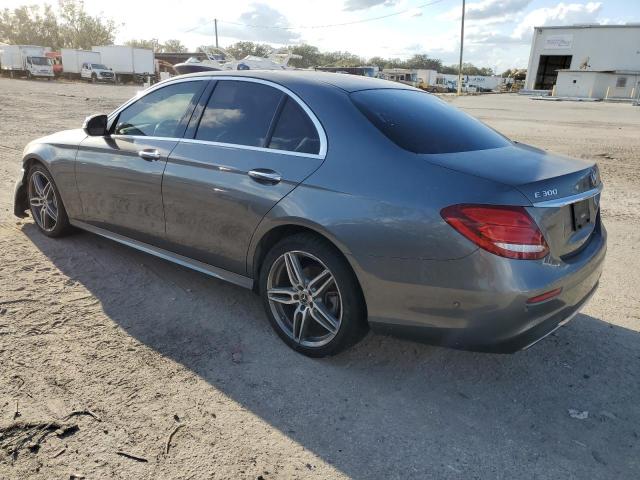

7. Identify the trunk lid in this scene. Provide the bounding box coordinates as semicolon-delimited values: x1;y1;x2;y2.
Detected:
423;143;602;258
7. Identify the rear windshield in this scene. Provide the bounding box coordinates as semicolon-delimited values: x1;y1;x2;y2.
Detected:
351;89;510;154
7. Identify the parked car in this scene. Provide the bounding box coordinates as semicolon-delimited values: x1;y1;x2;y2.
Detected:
13;71;606;356
80;62;115;83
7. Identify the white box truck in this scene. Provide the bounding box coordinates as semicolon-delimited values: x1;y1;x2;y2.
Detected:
0;45;54;79
415;69;438;89
60;49;115;82
92;46;155;83
61;49;100;76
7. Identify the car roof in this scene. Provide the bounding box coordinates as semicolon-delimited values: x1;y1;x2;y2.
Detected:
172;69;415;93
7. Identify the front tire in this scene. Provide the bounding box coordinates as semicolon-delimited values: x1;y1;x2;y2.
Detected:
27;165;72;238
259;233;368;357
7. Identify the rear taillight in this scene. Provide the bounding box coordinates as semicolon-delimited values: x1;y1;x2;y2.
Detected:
440;204;549;260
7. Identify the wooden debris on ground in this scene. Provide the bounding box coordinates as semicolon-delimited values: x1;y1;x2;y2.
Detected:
116;450;148;463
165;423;185;455
0;421;78;459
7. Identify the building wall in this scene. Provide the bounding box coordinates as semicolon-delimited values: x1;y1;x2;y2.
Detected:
556;71;640;99
555;71;599;97
525;26;640;90
598;73;640;99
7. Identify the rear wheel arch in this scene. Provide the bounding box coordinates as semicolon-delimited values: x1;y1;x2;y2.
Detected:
250;224;365;308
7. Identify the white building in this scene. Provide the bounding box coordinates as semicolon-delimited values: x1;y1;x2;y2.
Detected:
524;24;640;98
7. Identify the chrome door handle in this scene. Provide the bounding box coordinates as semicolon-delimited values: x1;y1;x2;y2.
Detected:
248;169;282;184
138;149;161;161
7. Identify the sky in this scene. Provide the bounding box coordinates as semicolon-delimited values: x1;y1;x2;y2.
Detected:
5;0;640;71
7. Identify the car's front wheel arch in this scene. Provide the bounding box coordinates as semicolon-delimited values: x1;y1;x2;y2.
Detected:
15;157;47;216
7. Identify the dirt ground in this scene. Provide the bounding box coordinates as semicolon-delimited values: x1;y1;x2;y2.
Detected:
0;78;639;480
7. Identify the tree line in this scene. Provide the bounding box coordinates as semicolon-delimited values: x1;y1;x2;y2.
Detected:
0;0;116;50
1;1;508;76
199;41;497;76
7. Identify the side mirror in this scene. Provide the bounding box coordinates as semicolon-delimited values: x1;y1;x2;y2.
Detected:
83;114;108;136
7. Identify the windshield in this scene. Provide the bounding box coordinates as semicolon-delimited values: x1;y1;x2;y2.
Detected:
29;57;50;66
351;89;510;154
91;64;108;70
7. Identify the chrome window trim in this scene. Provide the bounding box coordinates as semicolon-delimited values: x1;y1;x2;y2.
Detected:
107;75;327;159
531;184;603;208
179;138;324;160
107;135;324;160
110;134;181;142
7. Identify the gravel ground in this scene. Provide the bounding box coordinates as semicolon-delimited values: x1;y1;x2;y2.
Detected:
0;78;638;479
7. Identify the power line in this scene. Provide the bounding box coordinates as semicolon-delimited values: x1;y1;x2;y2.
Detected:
184;0;448;34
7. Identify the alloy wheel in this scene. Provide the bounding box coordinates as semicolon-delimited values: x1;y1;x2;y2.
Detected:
29;171;58;232
266;250;343;348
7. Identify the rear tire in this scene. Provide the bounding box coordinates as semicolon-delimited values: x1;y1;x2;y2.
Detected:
259;233;368;357
27;164;72;238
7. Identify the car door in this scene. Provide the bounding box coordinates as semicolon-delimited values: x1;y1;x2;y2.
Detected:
75;79;207;245
162;78;326;275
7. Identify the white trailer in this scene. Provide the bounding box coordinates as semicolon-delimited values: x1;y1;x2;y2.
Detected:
0;45;53;79
61;48;101;76
416;69;438;87
465;75;503;92
92;45;154;83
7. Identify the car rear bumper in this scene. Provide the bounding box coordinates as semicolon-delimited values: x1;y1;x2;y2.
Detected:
351;220;607;353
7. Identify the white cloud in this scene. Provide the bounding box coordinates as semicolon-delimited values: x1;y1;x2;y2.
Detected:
512;2;602;40
343;0;397;11
206;3;301;45
466;0;532;20
441;0;531;21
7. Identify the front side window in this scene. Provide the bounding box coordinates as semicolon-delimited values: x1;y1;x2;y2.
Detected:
114;81;203;138
268;97;320;154
196;80;282;147
351;89;510;154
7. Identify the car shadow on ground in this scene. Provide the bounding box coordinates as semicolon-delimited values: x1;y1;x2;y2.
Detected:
24;225;640;479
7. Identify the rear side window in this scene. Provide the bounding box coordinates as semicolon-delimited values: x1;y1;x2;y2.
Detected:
268;97;320;154
351;89;510;154
196;81;283;147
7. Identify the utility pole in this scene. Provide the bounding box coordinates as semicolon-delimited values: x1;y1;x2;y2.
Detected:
457;0;465;96
214;18;219;48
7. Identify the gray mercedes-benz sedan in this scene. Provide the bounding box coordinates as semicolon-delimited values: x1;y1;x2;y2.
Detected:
14;71;606;356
